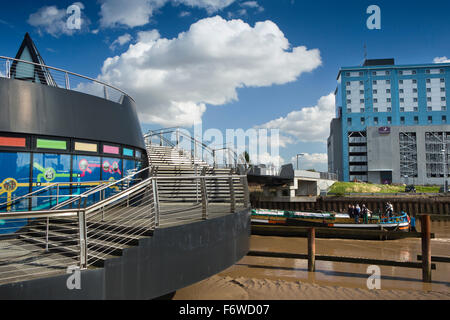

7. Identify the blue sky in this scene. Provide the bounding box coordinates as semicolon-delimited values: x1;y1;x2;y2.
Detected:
1;0;449;171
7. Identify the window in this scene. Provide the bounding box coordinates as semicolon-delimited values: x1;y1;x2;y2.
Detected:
347;90;351;95
360;99;365;104
387;98;391;103
346;82;351;86
347;99;352;104
414;116;419;124
346;72;350;76
360;90;364;95
361;117;365;125
400;107;405;112
427;106;432;111
400;117;405;124
386;71;390;75
386;80;391;84
373;80;377;85
414;107;418;112
360;108;365;113
347;118;352;126
412;70;417;75
442;97;447;101
372;71;377;76
441;78;445;83
413;88;418;93
373;98;378;103
427;97;432;102
440;69;445;74
347;108;352;113
426;79;431;83
374;117;378;125
387;107;392;112
359;80;364;85
374;107;378;112
386;89;391;93
399;70;403;75
414;98;418;102
387;117;392;124
412;79;417;84
400;98;404;103
399;80;403;84
427;88;432;93
399;89;404;93
443;106;447;111
373;89;378;94
359;72;364;76
443;116;447;123
428;116;432;124
442;88;446;92
426;69;431;74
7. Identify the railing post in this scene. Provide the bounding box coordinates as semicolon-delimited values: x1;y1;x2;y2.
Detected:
103;85;109;100
195;164;199;203
65;72;70;89
241;175;250;208
78;210;88;269
229;174;236;213
45;217;49;252
213;150;217;168
152;179;160;228
201;176;208;220
176;128;180;147
6;59;10;79
421;214;432;282
56;184;60;205
308;227;316;272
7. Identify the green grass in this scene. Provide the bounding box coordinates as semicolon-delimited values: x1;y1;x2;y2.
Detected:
328;182;440;194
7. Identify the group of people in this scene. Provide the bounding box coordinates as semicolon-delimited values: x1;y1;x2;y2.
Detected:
347;204;372;224
347;202;396;224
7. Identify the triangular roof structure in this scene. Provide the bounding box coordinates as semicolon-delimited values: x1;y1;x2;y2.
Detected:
10;33;56;86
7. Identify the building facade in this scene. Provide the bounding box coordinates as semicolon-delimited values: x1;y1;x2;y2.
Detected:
328;59;450;184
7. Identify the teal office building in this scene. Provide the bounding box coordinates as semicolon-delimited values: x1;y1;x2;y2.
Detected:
328;59;450;185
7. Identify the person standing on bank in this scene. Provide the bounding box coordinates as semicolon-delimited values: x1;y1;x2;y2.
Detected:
362;204;369;224
354;204;361;224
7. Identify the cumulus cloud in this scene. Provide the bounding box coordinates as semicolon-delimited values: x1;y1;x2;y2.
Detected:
434;56;450;63
99;0;237;28
92;16;322;127
110;33;132;50
291;153;328;171
258;93;335;144
28;2;89;37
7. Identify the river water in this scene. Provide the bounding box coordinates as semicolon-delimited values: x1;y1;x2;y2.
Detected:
175;221;450;299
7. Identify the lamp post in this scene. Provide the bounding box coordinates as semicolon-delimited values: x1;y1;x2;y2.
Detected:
442;132;447;193
296;153;305;170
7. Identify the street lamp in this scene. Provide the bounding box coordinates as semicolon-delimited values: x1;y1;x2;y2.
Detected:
296;153;305;170
442;148;447;193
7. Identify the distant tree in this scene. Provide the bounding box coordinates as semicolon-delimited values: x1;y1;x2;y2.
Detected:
307;169;317;172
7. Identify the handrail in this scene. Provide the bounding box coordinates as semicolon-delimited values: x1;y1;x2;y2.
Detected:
0;55;134;102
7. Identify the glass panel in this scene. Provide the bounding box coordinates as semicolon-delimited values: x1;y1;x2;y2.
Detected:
0;137;27;148
75;142;98;153
37;139;67;150
123;159;138;186
31;153;72;211
102;157;123;198
0;152;31;234
72;155;102;207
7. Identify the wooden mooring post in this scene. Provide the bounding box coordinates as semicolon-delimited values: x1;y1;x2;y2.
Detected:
421;214;432;283
308;227;315;272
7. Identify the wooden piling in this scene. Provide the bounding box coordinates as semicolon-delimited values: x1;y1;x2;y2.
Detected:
421;214;432;283
308;227;315;272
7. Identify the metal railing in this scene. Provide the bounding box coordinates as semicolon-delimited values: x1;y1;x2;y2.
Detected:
144;128;243;169
0;168;250;284
0;56;132;103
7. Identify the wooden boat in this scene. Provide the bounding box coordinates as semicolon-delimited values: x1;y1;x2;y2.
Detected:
251;209;411;232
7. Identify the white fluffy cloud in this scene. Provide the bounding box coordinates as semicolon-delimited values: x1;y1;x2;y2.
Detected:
290;153;328;171
28;2;88;37
110;33;133;50
93;16;322;126
99;0;236;28
258;93;336;143
434;56;450;63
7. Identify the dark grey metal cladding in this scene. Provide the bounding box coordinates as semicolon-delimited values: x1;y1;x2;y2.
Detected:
0;78;145;149
0;209;251;300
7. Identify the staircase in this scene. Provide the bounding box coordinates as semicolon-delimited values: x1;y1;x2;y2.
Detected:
15;144;247;270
